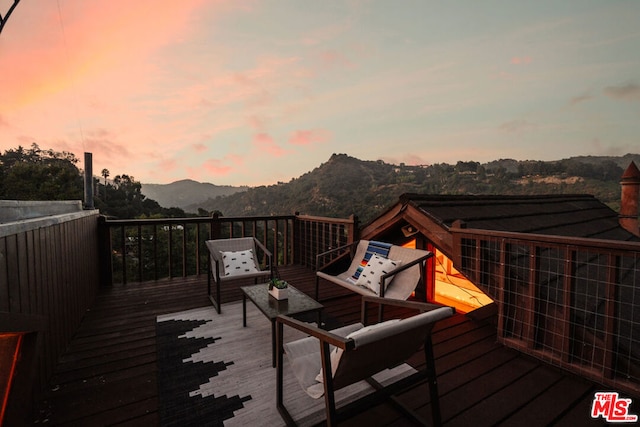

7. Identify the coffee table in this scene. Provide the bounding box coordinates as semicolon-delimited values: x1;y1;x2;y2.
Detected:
240;283;323;367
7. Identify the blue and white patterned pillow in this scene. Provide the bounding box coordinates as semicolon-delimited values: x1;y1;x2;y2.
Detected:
221;249;259;276
355;254;402;295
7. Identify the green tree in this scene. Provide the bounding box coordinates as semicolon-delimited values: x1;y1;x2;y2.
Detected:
0;143;185;219
0;143;83;200
101;168;110;200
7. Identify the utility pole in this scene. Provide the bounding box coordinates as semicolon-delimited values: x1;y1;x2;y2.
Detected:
0;0;21;35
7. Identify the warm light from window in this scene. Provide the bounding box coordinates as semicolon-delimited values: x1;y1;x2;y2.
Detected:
402;239;416;249
433;249;493;313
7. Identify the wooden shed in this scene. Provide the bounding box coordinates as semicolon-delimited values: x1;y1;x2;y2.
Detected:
359;192;640;397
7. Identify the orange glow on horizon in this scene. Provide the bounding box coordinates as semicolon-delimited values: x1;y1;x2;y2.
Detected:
1;0;208;110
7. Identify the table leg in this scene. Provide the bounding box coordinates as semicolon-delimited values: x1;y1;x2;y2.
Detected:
271;320;276;368
242;294;247;327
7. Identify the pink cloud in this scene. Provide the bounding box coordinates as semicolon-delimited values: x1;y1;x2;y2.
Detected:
81;128;133;161
192;143;207;153
190;153;244;181
160;159;178;170
381;154;428;166
184;167;202;181
603;82;640;101
399;153;428;166
247;115;268;131
253;133;287;157
288;129;331;146
570;93;593;105
510;56;532;65
317;50;353;69
226;153;245;166
300;19;352;46
203;158;233;176
499;119;537;133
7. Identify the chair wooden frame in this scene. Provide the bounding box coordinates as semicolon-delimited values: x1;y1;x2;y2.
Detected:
206;237;273;314
276;296;455;426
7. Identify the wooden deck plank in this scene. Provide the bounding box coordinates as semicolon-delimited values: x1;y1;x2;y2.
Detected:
39;375;158;425
445;365;565;426
32;277;210;425
31;265;605;426
552;395;609;427
499;376;596;426
438;355;540;424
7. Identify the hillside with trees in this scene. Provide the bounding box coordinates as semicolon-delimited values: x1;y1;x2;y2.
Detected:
0;144;186;219
141;180;247;212
194;153;639;223
2;144;638;223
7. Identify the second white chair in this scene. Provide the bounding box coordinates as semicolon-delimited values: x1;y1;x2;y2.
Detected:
206;237;273;313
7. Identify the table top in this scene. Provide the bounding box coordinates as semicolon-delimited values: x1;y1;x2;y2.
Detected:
240;283;323;320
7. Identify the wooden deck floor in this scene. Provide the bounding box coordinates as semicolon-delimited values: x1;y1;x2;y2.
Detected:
31;265;607;426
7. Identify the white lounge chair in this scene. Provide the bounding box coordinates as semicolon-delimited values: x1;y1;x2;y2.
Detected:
316;240;433;320
276;295;455;426
205;237;273;313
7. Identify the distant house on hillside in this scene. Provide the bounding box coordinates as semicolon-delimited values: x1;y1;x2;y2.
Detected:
357;161;640;397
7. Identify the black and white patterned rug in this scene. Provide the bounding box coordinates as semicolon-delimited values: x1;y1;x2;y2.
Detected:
156;302;416;426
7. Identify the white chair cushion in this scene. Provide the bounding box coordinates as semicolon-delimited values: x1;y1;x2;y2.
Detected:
284;323;361;399
220;249;259;276
345;318;402;346
355;254;402;295
315;319;401;383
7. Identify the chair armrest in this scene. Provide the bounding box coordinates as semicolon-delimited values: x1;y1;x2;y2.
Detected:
251;237;273;274
360;295;454;325
385;251;432;276
252;237;273;257
378;251;432;297
276;314;354;351
362;295;447;311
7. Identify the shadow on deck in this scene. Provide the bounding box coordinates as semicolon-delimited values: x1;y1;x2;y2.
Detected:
32;265;606;426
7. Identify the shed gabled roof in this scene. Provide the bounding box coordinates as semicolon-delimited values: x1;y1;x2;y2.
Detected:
400;193;639;241
361;194;639;257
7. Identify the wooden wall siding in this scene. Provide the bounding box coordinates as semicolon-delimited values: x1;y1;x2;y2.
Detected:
0;212;101;401
101;214;357;285
451;226;640;397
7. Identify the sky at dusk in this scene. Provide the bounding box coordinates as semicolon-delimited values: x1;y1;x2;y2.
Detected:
1;1;639;186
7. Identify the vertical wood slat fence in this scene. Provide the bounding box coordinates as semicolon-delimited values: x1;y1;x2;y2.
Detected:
99;213;358;285
451;225;640;397
0;211;101;408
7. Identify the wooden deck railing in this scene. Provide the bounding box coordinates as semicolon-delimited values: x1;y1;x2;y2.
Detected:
451;224;640;397
0;210;355;418
0;211;101;409
99;213;358;285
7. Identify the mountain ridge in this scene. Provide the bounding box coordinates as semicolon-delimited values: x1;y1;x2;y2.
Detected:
141;179;248;210
143;153;640;223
